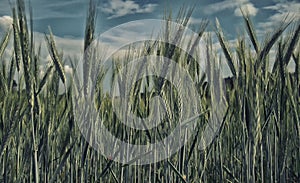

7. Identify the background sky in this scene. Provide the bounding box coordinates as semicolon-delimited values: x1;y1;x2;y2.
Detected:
0;0;299;77
0;0;299;37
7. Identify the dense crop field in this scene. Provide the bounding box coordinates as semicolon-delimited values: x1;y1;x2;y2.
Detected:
0;0;299;182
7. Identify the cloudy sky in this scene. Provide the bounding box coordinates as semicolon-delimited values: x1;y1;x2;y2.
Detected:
0;0;299;37
0;0;299;76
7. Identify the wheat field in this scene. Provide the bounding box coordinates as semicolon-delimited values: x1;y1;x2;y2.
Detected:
0;0;299;182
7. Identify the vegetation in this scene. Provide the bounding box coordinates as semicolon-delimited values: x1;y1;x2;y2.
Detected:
0;0;299;182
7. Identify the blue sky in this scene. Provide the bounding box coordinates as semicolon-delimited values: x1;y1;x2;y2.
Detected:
0;0;299;38
0;0;299;77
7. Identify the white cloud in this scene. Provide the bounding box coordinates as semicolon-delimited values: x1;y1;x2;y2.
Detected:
259;1;300;32
64;65;73;74
100;0;157;19
203;0;247;14
234;3;258;17
203;0;258;17
188;17;207;25
263;1;300;22
27;32;84;68
0;16;13;30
